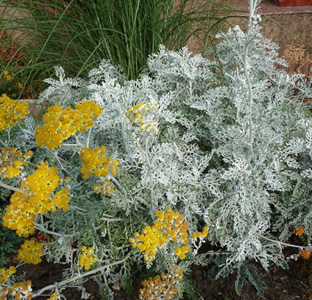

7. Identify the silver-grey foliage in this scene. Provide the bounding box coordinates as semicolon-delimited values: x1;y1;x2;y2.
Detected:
31;1;312;294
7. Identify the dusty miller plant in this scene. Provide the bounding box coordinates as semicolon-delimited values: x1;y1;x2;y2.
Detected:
1;0;312;298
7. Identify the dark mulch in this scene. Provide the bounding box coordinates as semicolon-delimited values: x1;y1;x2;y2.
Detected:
7;246;312;300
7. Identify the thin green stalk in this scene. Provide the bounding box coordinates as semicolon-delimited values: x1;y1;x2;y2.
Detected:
1;0;234;86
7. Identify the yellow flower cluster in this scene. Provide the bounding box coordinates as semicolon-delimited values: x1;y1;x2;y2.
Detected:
0;266;16;284
2;71;23;89
47;292;60;300
35;101;103;149
125;102;158;134
79;146;119;196
129;208;189;264
294;226;304;236
174;246;189;260
17;240;43;265
300;249;311;260
0;280;33;300
78;246;97;271
3;161;71;237
3;70;12;81
138;266;184;300
0;94;29;132
0;147;33;179
192;226;209;240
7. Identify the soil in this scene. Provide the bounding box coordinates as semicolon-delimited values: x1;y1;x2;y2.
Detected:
7;243;312;300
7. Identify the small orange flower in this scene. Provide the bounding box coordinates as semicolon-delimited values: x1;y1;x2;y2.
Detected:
294;226;304;236
6;75;12;81
300;249;311;260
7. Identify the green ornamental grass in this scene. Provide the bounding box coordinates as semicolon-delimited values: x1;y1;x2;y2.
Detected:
0;0;234;99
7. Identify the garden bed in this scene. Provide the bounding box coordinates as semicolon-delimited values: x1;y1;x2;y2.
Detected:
8;246;312;299
1;1;312;300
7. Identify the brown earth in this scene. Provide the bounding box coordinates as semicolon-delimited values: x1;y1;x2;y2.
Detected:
11;243;312;300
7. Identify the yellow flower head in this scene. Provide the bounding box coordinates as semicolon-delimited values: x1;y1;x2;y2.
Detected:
192;226;209;240
130;208;189;264
0;94;29;132
3;70;9;76
138;266;184;300
17;240;43;264
0;147;33;179
79;146;118;195
79;246;97;270
294;226;304;236
300;249;311;260
125;102;159;134
174;246;189;260
47;293;60;300
0;266;16;284
3;281;33;299
3;161;71;237
35;101;103;150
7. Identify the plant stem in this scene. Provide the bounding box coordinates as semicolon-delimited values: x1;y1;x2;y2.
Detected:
0;138;7;147
145;137;151;167
261;235;311;250
75;135;84;147
86;128;92;147
101;216;123;222
35;224;76;238
243;40;254;157
93;216;123;230
245;0;258;158
110;176;128;198
0;182;24;193
32;252;131;297
62;143;80;147
69;206;87;213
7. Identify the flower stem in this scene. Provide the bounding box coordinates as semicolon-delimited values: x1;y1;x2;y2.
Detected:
35;224;76;238
86;127;92;147
261;235;311;250
110;176;128;197
32;252;131;297
0;138;7;147
0;182;24;193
